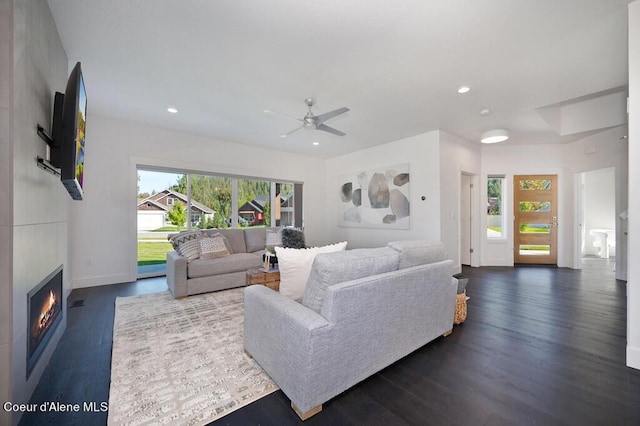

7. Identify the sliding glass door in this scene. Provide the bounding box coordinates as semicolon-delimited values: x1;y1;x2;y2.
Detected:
136;167;303;277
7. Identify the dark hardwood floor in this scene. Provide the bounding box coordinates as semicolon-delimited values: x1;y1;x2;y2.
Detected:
19;259;640;425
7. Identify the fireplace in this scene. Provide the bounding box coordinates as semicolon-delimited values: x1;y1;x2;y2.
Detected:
27;265;63;377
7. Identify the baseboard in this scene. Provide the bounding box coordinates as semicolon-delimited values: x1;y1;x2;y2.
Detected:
627;345;640;370
72;273;134;289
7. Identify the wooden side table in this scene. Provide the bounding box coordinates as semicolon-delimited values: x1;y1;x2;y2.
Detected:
246;267;280;291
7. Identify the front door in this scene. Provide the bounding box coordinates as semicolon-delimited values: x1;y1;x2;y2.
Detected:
514;175;558;264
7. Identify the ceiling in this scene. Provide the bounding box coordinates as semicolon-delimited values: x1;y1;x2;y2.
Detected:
47;0;632;158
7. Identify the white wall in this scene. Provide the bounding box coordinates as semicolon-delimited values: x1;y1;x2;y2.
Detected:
324;131;441;249
69;115;327;288
9;0;69;424
439;131;481;273
0;0;12;422
480;126;628;269
561;125;628;271
627;0;640;370
480;144;566;266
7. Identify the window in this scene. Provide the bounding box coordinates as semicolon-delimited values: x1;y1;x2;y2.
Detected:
137;167;304;277
487;176;505;239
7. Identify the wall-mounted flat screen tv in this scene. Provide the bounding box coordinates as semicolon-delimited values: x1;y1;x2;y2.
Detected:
54;62;87;200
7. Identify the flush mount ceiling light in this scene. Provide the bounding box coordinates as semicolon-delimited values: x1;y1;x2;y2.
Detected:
167;107;178;114
481;129;509;144
312;141;319;146
457;86;471;94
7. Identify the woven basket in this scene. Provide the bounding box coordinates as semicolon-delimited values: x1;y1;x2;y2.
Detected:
454;292;468;325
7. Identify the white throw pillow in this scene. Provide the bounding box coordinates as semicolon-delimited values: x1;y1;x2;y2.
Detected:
275;242;348;301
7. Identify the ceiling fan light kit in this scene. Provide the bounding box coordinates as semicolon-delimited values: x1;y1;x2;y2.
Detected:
481;129;509;144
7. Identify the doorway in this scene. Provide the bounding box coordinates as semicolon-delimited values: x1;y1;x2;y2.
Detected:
460;173;473;266
578;167;617;268
513;175;558;265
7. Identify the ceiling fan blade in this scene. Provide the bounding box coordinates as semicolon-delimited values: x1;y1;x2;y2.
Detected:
315;107;350;124
264;109;303;123
281;126;303;138
317;123;346;136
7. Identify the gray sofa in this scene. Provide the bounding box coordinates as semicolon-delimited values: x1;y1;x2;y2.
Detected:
243;240;456;420
167;227;279;298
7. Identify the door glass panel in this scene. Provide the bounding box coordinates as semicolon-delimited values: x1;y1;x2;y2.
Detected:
519;201;551;212
519;223;551;234
519;245;550;255
519;179;551;190
136;170;185;277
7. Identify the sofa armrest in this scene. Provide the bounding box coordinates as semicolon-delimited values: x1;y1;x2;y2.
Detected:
243;285;332;410
166;251;188;298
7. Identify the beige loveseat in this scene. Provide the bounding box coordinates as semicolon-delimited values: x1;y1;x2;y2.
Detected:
166;227;280;298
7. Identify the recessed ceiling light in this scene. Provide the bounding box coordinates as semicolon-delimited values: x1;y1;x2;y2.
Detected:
457;86;471;94
312;142;319;146
480;108;491;116
167;107;178;114
481;129;509;144
280;134;287;138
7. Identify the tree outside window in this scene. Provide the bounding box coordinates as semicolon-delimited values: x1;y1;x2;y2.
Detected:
487;177;505;238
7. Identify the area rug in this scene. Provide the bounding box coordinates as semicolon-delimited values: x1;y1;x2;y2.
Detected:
107;288;278;426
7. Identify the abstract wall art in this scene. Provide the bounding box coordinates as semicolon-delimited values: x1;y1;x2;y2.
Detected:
338;163;410;229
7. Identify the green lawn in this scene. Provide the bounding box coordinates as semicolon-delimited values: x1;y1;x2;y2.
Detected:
151;226;181;232
520;245;550;251
488;226;550;233
137;241;173;266
520;226;550;233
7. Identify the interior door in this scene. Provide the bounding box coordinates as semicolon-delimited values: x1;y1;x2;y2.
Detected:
514;175;558;264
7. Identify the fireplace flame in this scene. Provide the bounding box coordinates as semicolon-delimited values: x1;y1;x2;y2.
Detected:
39;290;57;330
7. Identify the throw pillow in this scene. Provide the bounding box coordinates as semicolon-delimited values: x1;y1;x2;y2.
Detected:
177;238;201;261
204;229;233;253
199;235;230;260
265;228;282;250
281;227;306;249
276;241;348;301
169;230;202;251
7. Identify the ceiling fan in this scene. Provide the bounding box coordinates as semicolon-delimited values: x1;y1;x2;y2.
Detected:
266;98;350;137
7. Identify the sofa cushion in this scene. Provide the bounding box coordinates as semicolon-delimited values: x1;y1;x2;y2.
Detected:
244;227;267;253
187;253;262;278
217;229;247;254
302;247;400;313
199;235;230;260
275;242;347;301
386;240;446;269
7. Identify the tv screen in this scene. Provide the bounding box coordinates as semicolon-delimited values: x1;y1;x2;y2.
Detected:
59;62;87;200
